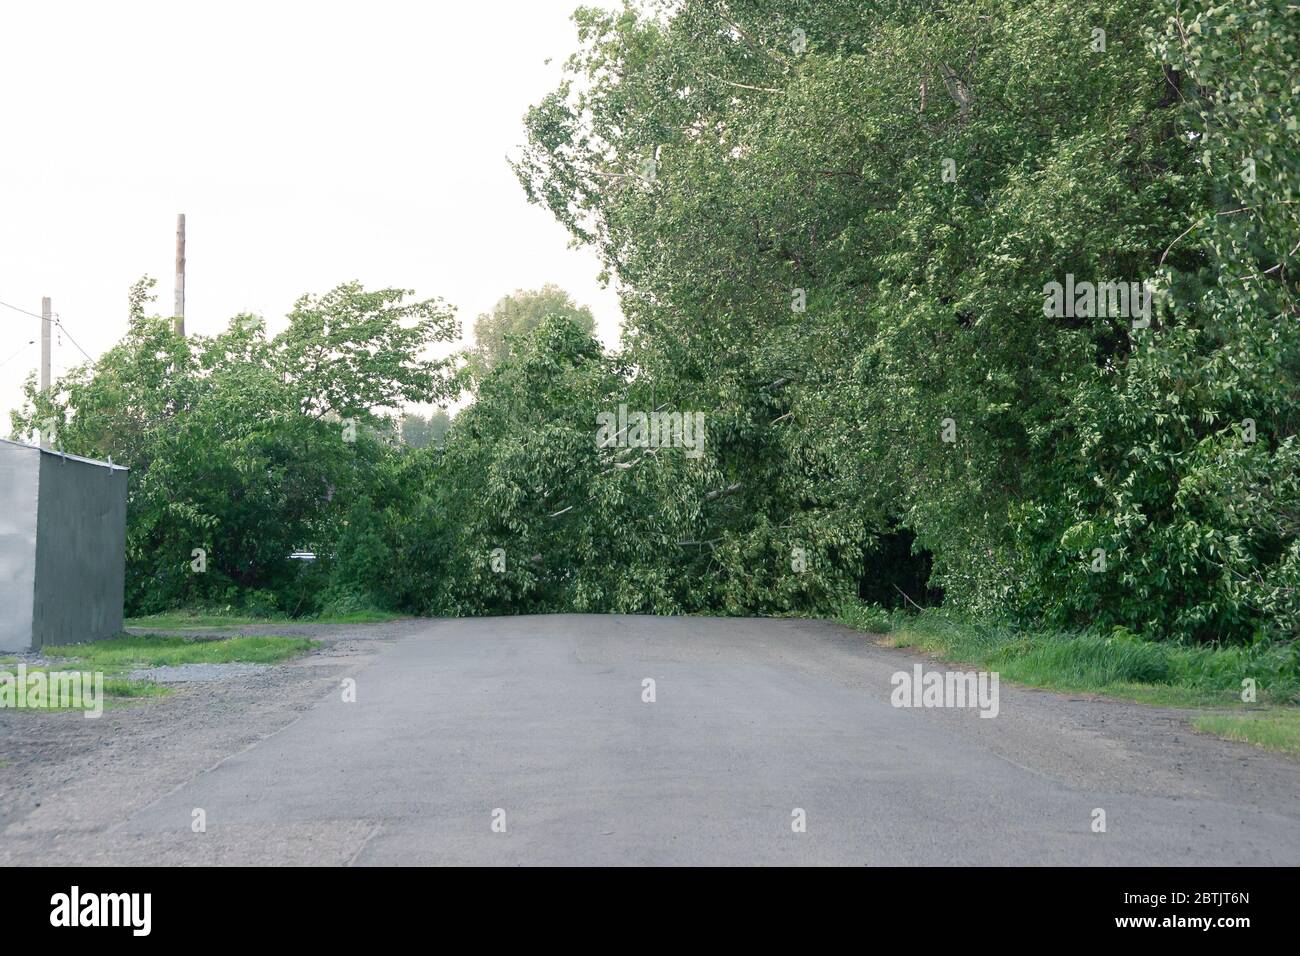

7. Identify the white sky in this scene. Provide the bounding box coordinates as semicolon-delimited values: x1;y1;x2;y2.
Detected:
0;0;622;425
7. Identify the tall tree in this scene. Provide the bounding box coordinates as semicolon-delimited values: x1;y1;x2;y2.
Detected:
401;408;452;449
470;284;596;374
513;0;1299;642
10;281;460;615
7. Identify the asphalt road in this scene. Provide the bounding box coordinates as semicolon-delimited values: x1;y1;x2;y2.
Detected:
6;615;1300;865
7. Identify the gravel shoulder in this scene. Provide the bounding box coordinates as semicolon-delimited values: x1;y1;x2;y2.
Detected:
0;619;425;864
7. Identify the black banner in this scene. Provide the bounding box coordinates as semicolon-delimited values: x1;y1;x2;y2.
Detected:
5;866;1280;941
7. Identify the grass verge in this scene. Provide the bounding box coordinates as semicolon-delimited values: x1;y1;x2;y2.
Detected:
3;634;317;715
126;608;400;630
1;665;171;712
834;603;1300;755
44;634;317;669
1193;710;1300;757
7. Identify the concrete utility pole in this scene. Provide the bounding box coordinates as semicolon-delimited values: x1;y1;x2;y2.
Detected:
40;296;51;449
174;213;186;336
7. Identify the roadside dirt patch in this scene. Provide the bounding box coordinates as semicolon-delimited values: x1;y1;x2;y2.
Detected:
0;620;425;863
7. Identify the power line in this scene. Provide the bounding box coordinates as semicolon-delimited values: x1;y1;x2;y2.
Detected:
48;321;92;366
0;339;36;370
0;298;95;363
0;298;54;322
54;317;93;362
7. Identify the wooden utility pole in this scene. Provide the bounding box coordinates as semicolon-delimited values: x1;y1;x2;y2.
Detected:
174;213;186;336
40;296;51;449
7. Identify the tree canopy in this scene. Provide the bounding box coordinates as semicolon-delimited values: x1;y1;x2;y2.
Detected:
11;282;458;615
10;0;1297;648
470;284;596;375
506;0;1299;642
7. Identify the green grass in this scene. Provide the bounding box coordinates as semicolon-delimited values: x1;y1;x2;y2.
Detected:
834;603;1300;711
126;608;401;630
1194;710;1300;757
125;612;275;630
834;603;1300;757
8;633;315;715
45;634;317;669
3;633;317;716
1;665;171;712
99;675;172;698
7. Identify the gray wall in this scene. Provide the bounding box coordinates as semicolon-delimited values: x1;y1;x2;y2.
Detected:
32;451;128;647
0;444;39;652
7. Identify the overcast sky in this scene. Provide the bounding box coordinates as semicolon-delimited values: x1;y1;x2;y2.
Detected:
0;0;622;425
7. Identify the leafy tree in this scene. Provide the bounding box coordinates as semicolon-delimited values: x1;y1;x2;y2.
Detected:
400;409;452;449
470;284;596;375
388;312;853;617
513;0;1298;642
10;0;1295;647
10;280;459;615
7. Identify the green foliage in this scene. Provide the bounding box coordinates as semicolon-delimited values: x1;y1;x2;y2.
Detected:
400;409;451;449
469;284;596;376
511;0;1299;643
11;1;1296;651
10;280;458;617
846;604;1300;706
1005;0;1300;640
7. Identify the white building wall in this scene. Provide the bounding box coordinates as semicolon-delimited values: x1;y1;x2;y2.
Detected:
0;443;39;652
